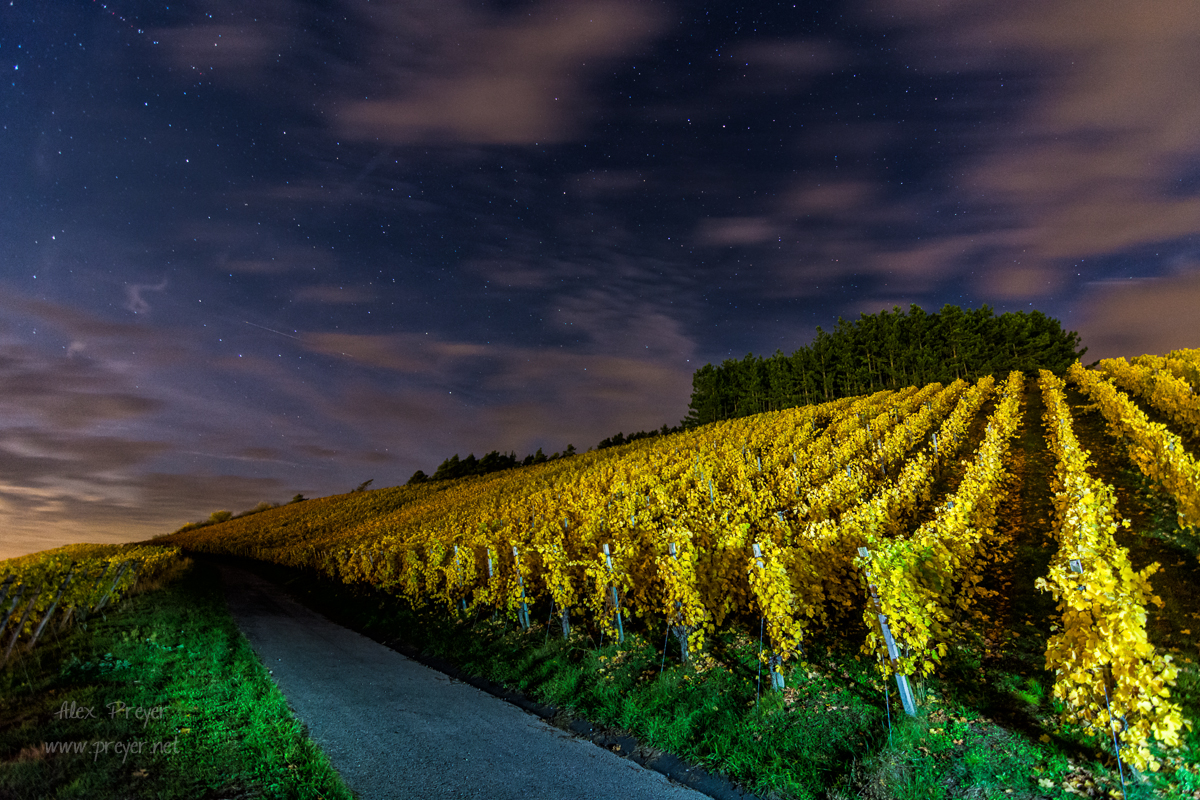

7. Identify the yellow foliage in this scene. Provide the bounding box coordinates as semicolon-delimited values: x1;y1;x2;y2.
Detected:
1037;369;1190;772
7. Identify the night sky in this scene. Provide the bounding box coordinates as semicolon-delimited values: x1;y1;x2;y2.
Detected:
3;0;1199;559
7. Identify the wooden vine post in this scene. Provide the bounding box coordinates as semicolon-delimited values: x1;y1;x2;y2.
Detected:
0;575;14;612
512;546;531;630
3;583;45;665
1068;558;1129;797
92;561;131;615
556;522;570;639
857;546;917;716
452;545;468;614
486;548;498;621
752;543;785;691
601;544;624;643
27;568;75;651
668;542;689;662
0;583;26;641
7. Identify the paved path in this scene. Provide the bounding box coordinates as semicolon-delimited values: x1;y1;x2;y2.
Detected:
217;564;710;800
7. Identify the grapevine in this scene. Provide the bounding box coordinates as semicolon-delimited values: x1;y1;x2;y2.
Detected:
1069;361;1200;532
1098;356;1200;440
856;371;1024;679
1037;369;1189;773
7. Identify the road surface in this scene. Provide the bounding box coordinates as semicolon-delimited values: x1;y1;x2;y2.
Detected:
217;564;715;800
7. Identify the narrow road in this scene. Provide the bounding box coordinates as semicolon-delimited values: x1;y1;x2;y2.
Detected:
216;564;711;800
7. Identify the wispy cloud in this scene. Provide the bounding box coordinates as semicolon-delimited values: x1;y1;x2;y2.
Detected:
292;285;378;305
857;0;1200;290
1069;267;1200;359
124;279;169;314
696;217;779;247
334;0;668;145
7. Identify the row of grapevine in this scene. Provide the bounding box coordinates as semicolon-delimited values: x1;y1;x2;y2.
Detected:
1036;370;1188;773
739;378;996;674
1097;356;1200;440
169;384;996;675
1068;361;1200;532
782;384;936;506
855;370;1025;680
785;374;1000;636
359;391;903;657
1133;348;1200;391
0;543;183;664
577;383;962;665
465;391;898;658
791;380;967;525
178;368;1187;709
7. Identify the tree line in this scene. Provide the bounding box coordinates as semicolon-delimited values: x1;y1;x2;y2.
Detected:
683;304;1085;427
405;424;686;486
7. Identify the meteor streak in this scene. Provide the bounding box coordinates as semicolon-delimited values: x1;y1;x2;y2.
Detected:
243;321;301;340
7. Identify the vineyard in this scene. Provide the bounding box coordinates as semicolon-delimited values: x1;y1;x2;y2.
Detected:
153;352;1200;790
0;543;185;667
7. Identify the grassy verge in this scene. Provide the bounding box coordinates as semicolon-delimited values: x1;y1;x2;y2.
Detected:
0;559;355;800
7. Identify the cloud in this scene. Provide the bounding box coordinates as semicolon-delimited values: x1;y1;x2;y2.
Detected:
0;430;168;483
725;38;852;95
0;471;288;562
170;220;345;276
303;332;491;374
0;340;165;429
717;0;1200;320
696;217;779;247
1069;268;1200;359
151;0;301;83
221;248;340;275
859;0;1200;291
978;264;1066;300
0;428;178;561
463;258;558;289
784;181;878;216
0;291;346;560
124;279;169;314
480;353;691;445
0;293;158;342
732;38;849;75
292;285;377;305
335;0;667;145
550;290;697;361
323;348;693;461
155;24;285;73
302;292;698;456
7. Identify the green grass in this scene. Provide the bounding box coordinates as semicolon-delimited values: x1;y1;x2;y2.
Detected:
0;559;355;800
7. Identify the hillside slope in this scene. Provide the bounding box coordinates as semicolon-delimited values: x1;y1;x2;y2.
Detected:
149;357;1200;798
